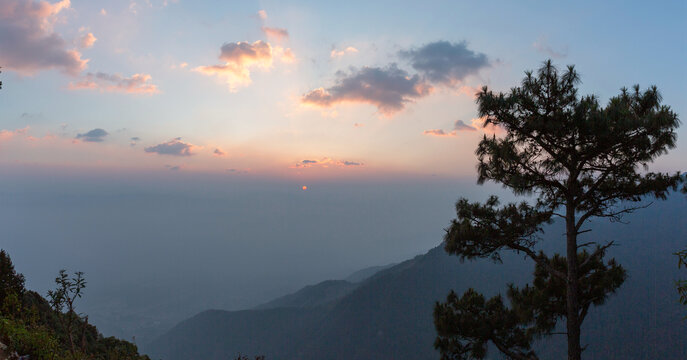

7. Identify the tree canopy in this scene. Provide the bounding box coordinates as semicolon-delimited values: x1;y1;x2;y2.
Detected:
435;60;681;360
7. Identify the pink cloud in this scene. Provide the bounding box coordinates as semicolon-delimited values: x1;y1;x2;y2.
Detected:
213;148;226;157
423;129;455;137
423;120;476;138
0;0;88;76
68;72;159;94
78;32;96;49
275;46;295;63
261;26;289;41
330;46;358;58
0;127;30;141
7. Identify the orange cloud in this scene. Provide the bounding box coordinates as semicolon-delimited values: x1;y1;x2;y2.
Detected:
470;117;503;135
68;72;159;94
275;47;295;63
423;129;455;137
194;40;293;90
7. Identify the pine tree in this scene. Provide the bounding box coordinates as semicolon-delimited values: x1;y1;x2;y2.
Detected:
434;60;682;360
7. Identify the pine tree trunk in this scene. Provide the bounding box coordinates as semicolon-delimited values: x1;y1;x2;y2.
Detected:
565;202;582;360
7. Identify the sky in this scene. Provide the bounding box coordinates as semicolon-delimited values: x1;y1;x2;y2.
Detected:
0;0;686;344
0;0;685;178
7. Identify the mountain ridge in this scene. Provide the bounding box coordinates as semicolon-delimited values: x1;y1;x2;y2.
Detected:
146;194;687;359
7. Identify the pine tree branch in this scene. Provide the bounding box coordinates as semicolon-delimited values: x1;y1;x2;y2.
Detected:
508;243;567;281
579;242;615;269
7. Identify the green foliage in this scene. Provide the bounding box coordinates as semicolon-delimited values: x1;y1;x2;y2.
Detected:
435;289;538;360
0;317;62;359
436;60;681;360
435;250;626;360
0;249;25;307
0;249;149;359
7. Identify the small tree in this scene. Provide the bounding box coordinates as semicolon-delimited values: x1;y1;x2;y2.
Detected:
435;61;681;360
47;270;87;358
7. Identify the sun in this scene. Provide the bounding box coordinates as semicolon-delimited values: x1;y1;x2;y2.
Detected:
302;185;308;190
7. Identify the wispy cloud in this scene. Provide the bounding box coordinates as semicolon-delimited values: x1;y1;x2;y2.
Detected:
423;120;476;137
301;65;432;116
144;138;196;156
261;26;289;41
75;128;108;142
532;36;568;58
213;148;226;157
0;127;30;141
292;158;364;168
68;72;159;94
0;0;88;76
330;46;358;58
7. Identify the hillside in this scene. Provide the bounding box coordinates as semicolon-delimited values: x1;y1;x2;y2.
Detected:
147;193;687;359
0;251;150;360
255;280;358;310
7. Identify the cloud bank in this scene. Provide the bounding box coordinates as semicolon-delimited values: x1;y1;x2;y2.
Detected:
305;41;487;115
0;0;88;75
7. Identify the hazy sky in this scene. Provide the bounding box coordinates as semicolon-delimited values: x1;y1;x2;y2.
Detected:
0;0;685;177
1;0;686;343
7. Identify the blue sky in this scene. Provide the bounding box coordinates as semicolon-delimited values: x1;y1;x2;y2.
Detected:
1;0;685;177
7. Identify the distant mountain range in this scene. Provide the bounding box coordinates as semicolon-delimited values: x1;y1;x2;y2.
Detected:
145;194;687;359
